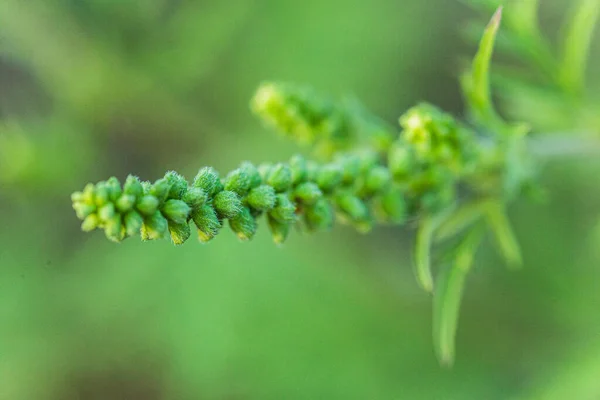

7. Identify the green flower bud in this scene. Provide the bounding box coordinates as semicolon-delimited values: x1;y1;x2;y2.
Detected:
213;190;242;219
388;144;414;180
73;202;96;220
94;182;110;206
71;191;84;203
241;161;263;188
316;164;343;192
304;198;334;231
104;214;124;242
293;182;322;205
162;199;191;224
124;210;144;236
336;154;360;184
267;163;292;192
168;221;191;245
141;211;168;241
116;194;136;213
267;214;290;244
81;214;100;232
150;178;171;203
123;175;144;198
82;183;95;204
269;194;296;223
289;154;307;184
229;206;257;241
372;187;406;223
363;165;392;195
192;204;221;243
224;167;251;196
106;177;122;202
165;171;188;199
136;195;160;216
246;185;276;211
182;187;207;209
193;167;222;196
258;163;273;181
305;160;320;181
98;203;116;222
356;149;379;173
335;193;369;223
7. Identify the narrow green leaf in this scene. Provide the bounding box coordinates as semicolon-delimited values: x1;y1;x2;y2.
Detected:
484;202;522;268
414;216;436;293
461;6;504;130
433;226;484;367
558;0;600;94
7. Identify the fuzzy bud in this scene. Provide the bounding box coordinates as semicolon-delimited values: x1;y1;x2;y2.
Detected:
168;221;191;245
213;190;242;219
293;182;322;205
94;182;109;206
165;171;188;199
116;194;136;213
98;203;116;222
149;179;171;203
141;211;168;241
81;214;99;232
246;185;276;212
289;154;307;184
267;163;292;192
124;210;144;236
363;165;392;195
224;168;252;196
104;214;124;242
123;175;144;198
193;167;223;196
192;204;222;242
229;206;257;241
267;215;290;244
106;177;122;202
182;187;207;209
162;199;191;224
136;195;160;216
304;198;334;231
269;194;296;223
316;164;343;192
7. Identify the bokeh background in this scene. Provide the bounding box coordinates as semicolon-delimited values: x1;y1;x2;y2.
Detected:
1;0;600;399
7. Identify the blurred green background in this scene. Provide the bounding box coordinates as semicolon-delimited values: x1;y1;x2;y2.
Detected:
1;0;600;399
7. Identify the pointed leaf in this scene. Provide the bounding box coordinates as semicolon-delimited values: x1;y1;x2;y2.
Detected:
433;226;484;366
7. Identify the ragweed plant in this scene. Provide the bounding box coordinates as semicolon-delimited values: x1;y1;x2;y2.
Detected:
71;3;600;366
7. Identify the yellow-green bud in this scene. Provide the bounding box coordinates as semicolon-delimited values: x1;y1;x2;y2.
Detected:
168;221;191;245
192;204;221;243
124;175;144;198
141;211;168;241
116;194;136;213
229;206;257;241
124;210;144;236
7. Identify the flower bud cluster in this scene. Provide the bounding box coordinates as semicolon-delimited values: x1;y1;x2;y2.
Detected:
388;103;482;213
72;152;408;245
251;82;355;156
